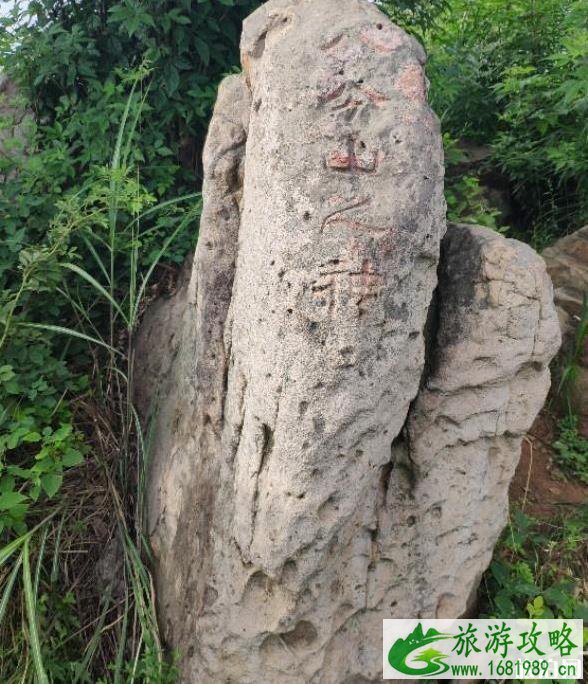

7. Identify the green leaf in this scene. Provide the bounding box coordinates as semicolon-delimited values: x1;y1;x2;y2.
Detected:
527;595;545;618
490;560;509;586
7;466;34;480
0;490;27;511
23;431;42;443
165;65;180;94
543;585;573;612
41;473;63;498
169;9;191;25
62;448;84;467
30;482;41;502
494;592;516;617
0;476;15;493
0;365;15;382
23;539;49;684
194;37;210;65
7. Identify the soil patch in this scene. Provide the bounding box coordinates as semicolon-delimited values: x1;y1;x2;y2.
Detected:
511;410;588;518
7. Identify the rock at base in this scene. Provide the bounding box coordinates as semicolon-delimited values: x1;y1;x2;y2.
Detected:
543;226;588;429
383;224;561;623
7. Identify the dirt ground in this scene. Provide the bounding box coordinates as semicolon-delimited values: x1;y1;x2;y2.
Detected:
510;411;587;518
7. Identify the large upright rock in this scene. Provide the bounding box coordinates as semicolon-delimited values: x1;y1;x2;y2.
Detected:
136;1;560;681
226;0;443;582
147;0;444;679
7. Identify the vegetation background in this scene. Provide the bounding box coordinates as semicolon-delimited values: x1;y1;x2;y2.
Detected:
0;0;586;681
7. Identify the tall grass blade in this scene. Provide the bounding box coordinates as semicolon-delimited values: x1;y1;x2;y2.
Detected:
131;404;148;532
56;285;106;343
62;263;129;325
72;588;113;684
111;79;137;176
0;552;23;626
23;539;49;684
0;510;60;566
33;525;49;598
0;534;30;567
81;234;111;284
132;192;201;235
21;323;125;357
130;212;194;325
113;594;129;684
122;82;151;170
50;514;66;585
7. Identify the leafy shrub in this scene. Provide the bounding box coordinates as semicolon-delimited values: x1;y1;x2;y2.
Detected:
0;146;93;537
2;0;262;195
0;340;87;535
378;0;449;35
443;134;501;229
492;0;588;241
0;73;199;680
482;509;588;622
426;0;587;242
427;0;573;141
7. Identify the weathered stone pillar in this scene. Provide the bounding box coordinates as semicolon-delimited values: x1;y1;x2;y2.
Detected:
135;1;560;681
383;225;561;624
